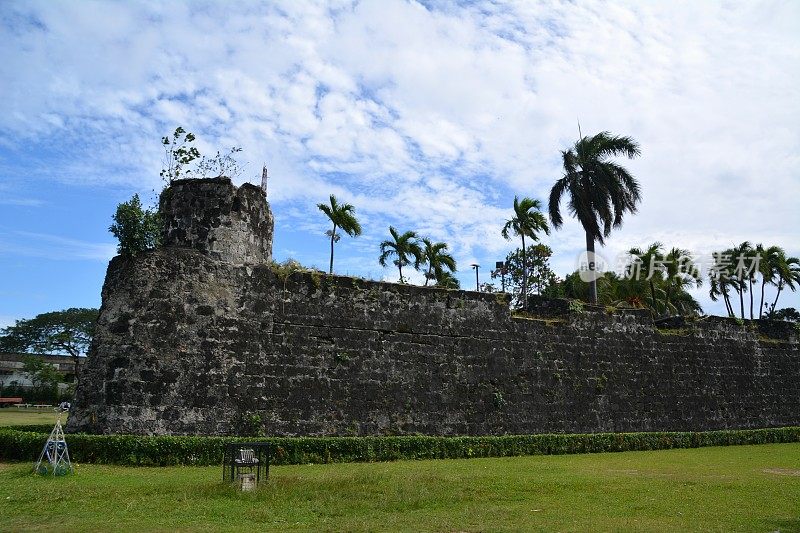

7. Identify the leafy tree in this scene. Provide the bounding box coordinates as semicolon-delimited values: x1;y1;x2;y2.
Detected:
501;196;549;309
22;355;63;392
160;126;200;184
317;194;362;274
0;308;97;385
379;227;423;283
765;306;799;322
420;238;457;286
478;282;497;293
549;131;642;304
109;194;161;257
551;263;703;316
494;245;558;307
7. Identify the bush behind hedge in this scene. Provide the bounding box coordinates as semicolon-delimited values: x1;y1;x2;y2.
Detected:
1;427;797;467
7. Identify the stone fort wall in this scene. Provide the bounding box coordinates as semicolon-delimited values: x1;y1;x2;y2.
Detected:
68;178;800;436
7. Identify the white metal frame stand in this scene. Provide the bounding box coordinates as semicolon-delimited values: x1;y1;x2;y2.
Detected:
34;414;73;476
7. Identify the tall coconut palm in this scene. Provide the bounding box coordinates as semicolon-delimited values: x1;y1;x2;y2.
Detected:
662;247;702;316
730;241;753;319
745;245;764;320
709;249;736;317
549;131;642;304
627;242;664;313
317;194;362;274
755;244;782;319
501;196;549;309
379;227;423;283
420;238;457;286
771;253;800;312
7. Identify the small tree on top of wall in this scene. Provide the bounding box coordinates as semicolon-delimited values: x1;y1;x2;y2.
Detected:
109;194;161;257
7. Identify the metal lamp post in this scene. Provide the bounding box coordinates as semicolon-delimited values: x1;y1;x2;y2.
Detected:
471;263;480;291
495;261;507;292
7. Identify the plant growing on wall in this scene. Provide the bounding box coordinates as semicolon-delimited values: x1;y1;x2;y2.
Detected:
160;127;200;184
109;194;161;257
501;196;549;309
195;147;244;179
317;194;362;274
378;227;423;283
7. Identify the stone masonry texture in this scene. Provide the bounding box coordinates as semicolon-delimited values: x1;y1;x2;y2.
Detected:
68;178;800;436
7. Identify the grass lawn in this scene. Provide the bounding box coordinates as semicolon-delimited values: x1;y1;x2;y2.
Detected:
0;408;63;427
1;443;798;532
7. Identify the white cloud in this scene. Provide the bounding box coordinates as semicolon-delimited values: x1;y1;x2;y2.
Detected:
0;231;116;262
0;0;798;314
0;198;44;207
0;315;16;330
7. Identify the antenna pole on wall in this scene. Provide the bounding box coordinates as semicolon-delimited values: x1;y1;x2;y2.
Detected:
260;165;269;197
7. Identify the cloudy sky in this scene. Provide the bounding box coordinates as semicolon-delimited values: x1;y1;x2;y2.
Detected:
1;0;799;326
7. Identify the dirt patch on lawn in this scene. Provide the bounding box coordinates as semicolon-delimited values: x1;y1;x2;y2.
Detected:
763;468;800;477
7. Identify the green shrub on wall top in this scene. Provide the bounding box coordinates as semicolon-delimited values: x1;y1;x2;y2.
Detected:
0;427;798;467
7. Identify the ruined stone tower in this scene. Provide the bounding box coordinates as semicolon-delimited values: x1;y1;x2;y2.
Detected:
160;177;273;265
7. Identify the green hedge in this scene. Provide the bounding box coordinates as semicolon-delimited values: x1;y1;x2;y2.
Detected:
1;427;798;467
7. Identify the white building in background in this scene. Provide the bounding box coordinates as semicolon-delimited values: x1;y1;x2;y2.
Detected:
0;352;83;390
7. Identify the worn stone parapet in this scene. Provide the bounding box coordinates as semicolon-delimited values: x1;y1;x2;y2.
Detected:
160;177;273;265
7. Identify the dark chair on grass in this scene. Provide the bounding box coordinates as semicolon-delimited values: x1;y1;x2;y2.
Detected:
222;443;271;486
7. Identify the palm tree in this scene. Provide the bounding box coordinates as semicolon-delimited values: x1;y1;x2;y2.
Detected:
317;194;362;274
420;238;457;286
669;289;704;316
756;244;782;319
709;250;735;317
662;247;702;316
771;253;800;312
434;270;460;289
627;242;664;313
549;131;642;304
745;245;765;320
501;196;549;309
730;241;753;319
379;227;423;283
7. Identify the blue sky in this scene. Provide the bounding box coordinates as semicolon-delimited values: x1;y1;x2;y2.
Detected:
1;0;799;327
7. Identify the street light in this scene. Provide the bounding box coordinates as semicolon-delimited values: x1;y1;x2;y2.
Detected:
471;263;480;291
494;261;508;292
